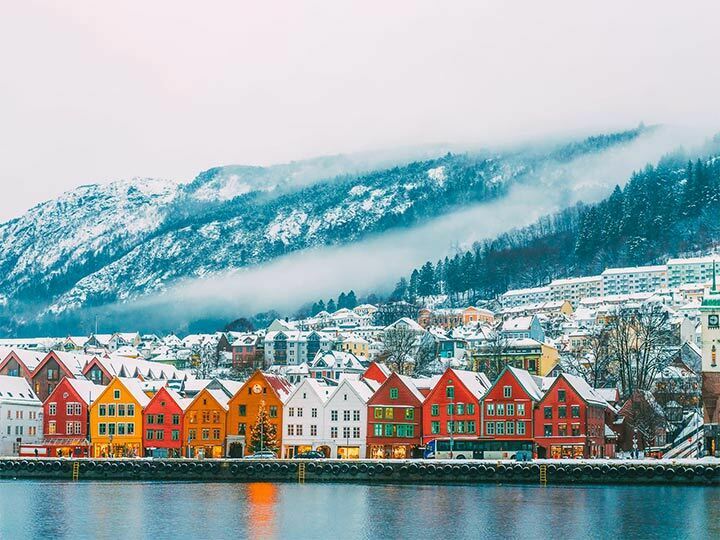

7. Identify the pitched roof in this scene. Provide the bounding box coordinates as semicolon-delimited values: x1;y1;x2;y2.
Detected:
561;373;609;407
1;348;46;373
449;369;492;399
65;378;106;405
263;373;294;402
0;375;40;402
395;374;428;403
506;366;544;401
116;377;151;407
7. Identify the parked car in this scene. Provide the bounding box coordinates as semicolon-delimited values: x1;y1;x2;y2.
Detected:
294;450;325;459
243;451;277;459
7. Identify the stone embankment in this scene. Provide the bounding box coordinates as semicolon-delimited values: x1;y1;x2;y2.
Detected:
1;458;719;485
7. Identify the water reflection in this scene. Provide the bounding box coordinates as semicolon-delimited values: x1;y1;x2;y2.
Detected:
0;481;719;539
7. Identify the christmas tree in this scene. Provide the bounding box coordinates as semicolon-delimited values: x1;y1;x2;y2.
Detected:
248;400;279;453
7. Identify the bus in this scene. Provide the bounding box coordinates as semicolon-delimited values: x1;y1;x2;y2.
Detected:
424;439;533;460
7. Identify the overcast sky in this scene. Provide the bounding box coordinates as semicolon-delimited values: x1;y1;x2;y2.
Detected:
1;0;719;221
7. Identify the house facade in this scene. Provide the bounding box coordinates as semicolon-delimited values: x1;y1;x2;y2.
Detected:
281;378;332;458
89;377;150;458
43;378;104;457
0;349;45;381
323;378;376;459
143;387;189;458
183;386;231;458
31;351;91;402
0;375;43;456
534;373;609;458
366;372;424;459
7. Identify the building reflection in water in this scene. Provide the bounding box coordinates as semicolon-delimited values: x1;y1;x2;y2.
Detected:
245;482;278;538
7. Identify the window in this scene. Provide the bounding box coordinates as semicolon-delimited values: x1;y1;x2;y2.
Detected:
544;406;552;419
517;403;525;416
156;430;164;441
456;421;465;434
212;412;220;424
558;406;567;419
331;427;338;438
127;423;134;435
405;408;414;420
506;404;515;416
127;404;135;416
239;405;247;417
118;423;126;435
147;415;155;425
431;421;440;434
114;389;121;400
506;421;515;435
108;423;116;436
118;404;126;417
486;403;495;416
467;403;475;415
343;427;351;438
467;421;476;433
344;410;351;421
353;427;360;438
446;403;454;415
353;410;360;421
496;422;504;435
571;405;580;418
172;430;180;441
332;410;339;421
48;421;56;434
66;403;74;416
496;404;505;416
188;429;196;440
98;404;106;417
213;429;220;440
486;422;495;435
431;404;439;416
311;408;318;418
558;389;566;402
98;423;106;435
571;424;581;436
146;429;154;440
446;421;455;434
373;424;382;437
108;404;116;416
517;421;526;435
384;424;394;437
310;425;317;436
558;423;567;436
296;425;303;436
269;406;278;418
297;408;303;418
384;408;393;419
446;386;455;399
390;387;399;399
544;424;552;436
397;424;414;437
157;414;165;425
289;407;295;417
239;423;246;435
503;386;512;398
172;414;180;425
202;429;210;440
288;424;295;436
456;403;465;415
49;403;57;416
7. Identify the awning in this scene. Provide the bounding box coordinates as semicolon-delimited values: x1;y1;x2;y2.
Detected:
40;438;90;446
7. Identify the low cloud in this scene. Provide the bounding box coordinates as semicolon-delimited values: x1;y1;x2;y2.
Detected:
107;125;711;329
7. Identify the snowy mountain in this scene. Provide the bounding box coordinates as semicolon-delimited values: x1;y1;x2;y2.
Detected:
0;127;654;334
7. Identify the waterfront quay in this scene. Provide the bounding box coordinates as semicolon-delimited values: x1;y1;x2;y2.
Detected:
2;457;720;485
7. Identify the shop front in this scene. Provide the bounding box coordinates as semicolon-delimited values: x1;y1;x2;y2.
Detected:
284;445;313;458
337;446;361;459
94;441;143;458
43;439;91;458
187;444;224;458
368;444;416;459
144;447;182;458
549;444;585;459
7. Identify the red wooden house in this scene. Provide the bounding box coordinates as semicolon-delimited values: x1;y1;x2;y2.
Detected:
422;368;491;451
143;386;191;458
362;362;390;386
534;373;609;459
43;377;105;457
31;351;93;402
366;372;425;459
481;366;546;458
0;349;45;382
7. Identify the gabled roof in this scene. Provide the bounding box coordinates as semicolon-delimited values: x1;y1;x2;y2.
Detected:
287;377;332;404
502;316;535;332
395;373;427;403
0;348;46;374
116;377;151;407
448;369;492;400
34;350;95;379
147;386;191;411
64;378;106;405
0;375;41;402
263;373;295;402
554;373;609;407
504;366;544;401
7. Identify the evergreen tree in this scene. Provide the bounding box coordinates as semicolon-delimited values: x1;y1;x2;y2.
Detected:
408;270;420;299
338;292;347;309
317;299;326;313
390;278;409;301
327;299;337;312
346;290;358;309
248;401;279;453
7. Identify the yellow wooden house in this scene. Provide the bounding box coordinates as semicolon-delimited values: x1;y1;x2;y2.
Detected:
89;377;150;458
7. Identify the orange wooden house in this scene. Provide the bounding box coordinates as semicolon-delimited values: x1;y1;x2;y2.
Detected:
182;380;241;458
226;371;294;457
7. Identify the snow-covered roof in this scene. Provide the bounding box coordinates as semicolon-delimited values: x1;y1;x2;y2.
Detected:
310;350;365;371
506;366;544;401
561;373;609;407
117;377;151;407
1;348;46;373
335;377;376;403
601;265;667;275
395;374;429;402
0;375;40;402
65;379;106;405
502;316;534;332
385;318;425;332
449;369;492;399
502;285;551;297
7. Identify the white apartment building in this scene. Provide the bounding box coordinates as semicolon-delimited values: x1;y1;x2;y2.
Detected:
549;275;603;307
282;378;332;458
500;286;551;308
0;376;43;456
667;256;720;288
601;265;668;295
323;377;377;459
263;330;334;366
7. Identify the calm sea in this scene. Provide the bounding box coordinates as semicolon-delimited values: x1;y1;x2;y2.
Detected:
1;480;718;539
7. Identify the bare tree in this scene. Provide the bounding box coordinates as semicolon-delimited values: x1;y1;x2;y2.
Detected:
193;339;220;379
413;337;439;376
381;326;419;375
625;391;668;449
608;305;674;399
564;327;617;389
474;331;509;381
